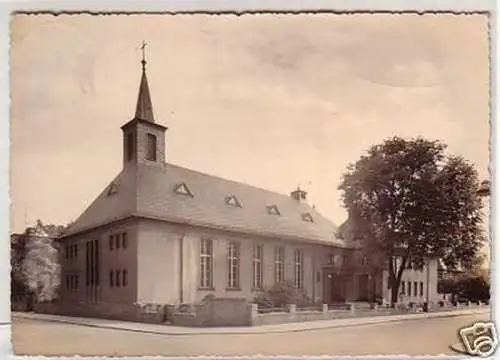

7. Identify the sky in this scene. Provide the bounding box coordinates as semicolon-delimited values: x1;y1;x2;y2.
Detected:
10;13;490;234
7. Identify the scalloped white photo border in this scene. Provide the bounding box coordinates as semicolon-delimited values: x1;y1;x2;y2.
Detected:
0;0;497;358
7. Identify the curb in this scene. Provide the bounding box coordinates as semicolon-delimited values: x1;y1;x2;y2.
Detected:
13;308;489;336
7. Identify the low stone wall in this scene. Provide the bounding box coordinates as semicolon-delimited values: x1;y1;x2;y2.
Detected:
171;298;252;327
252;304;353;326
32;301;168;324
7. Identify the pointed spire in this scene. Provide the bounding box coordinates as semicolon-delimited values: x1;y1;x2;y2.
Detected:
134;41;155;123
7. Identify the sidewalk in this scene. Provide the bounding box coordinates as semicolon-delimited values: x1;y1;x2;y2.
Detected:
12;307;489;336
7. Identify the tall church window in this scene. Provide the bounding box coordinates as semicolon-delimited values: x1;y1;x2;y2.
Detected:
274;247;285;284
200;238;213;289
227;241;240;289
294;249;303;289
126;133;135;161
146;133;157;161
252;244;263;290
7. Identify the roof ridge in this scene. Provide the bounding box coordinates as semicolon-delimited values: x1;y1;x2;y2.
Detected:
165;162;313;207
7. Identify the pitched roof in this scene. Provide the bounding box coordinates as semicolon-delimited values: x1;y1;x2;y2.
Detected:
63;163;346;247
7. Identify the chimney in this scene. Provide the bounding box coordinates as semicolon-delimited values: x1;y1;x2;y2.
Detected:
290;186;307;202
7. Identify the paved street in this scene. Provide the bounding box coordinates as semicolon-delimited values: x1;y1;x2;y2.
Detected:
12;311;490;356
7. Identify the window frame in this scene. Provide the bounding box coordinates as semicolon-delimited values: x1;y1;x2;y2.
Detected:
252;244;264;290
294;249;303;289
146;133;157;161
199;238;214;289
116;270;121;287
122;233;128;249
227;241;240;290
274;247;285;284
126;132;135;161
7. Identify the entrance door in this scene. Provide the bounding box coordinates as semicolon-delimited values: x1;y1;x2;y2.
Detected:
324;272;345;303
358;274;369;301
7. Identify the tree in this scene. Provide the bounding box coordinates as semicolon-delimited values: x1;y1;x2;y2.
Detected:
456;274;490;302
338;137;485;306
22;233;61;302
11;219;69;305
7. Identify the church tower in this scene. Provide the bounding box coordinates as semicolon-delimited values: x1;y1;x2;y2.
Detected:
121;42;167;168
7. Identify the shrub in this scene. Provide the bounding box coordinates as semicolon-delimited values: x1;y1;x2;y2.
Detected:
254;281;310;309
201;294;215;304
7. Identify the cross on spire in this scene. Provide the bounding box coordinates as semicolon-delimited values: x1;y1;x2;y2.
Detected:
134;40;154;122
140;40;148;71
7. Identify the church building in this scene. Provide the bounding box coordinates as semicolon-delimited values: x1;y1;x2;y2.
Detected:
56;54;439;319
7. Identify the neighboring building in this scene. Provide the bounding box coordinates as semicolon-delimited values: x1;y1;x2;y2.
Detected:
337;219;440;306
55;56;439;319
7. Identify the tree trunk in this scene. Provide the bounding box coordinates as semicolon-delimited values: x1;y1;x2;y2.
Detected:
26;293;34;312
391;281;399;306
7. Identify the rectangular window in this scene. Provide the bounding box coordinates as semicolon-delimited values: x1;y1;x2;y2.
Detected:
361;256;368;266
342;254;349;267
115;270;121;287
122;233;128;249
407;281;411;296
65;275;70;289
274;247;285;284
294;249;303;289
74;244;78;258
94;239;99;286
85;242;90;286
75;275;79;290
115;234;121;249
122;269;128;287
252;244;263;290
126;133;135;161
401;281;405;295
89;240;94;286
146;133;157;161
227;241;240;289
413;281;418;297
109;235;113;251
109;271;114;287
420;281;424;297
200;239;213;289
65;245;69;259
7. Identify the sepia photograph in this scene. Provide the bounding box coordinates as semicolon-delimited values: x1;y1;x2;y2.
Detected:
9;11;494;357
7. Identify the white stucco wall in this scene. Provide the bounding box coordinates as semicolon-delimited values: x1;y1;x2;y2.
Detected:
381;259;439;304
136;220;181;304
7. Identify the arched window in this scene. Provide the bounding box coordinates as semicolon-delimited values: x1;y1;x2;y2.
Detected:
126;133;135;161
146;133;157;161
